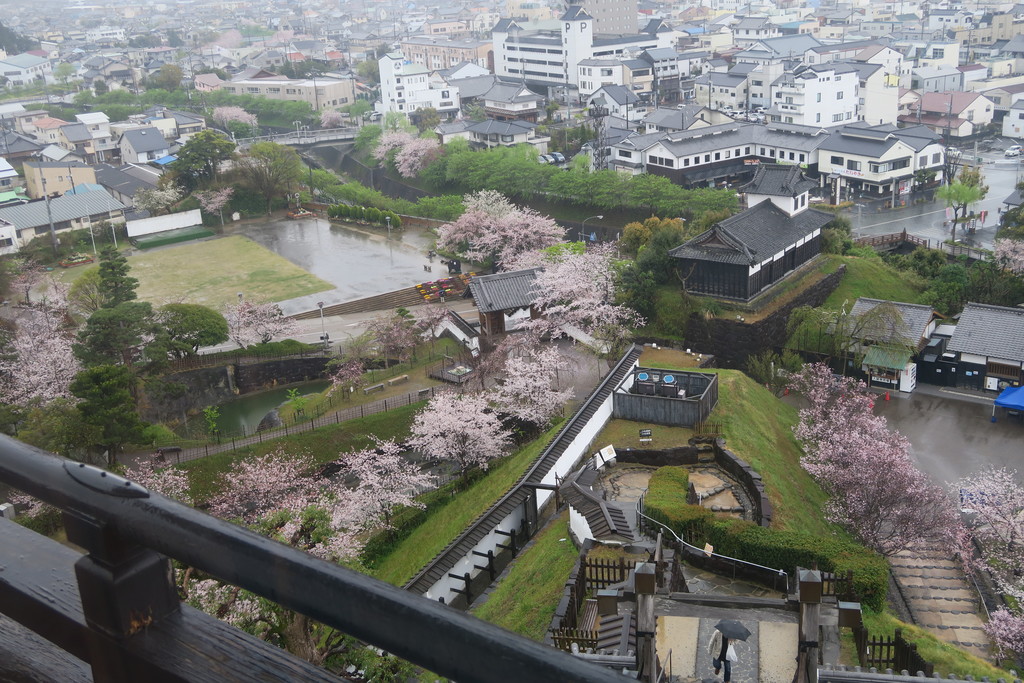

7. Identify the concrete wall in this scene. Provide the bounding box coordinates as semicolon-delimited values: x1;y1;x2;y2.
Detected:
127;209;202;237
420;353;642;601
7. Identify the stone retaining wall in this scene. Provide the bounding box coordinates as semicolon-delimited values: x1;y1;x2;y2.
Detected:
616;437;772;527
686;263;846;368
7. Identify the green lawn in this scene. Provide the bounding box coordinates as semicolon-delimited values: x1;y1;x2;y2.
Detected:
60;236;332;309
633;350;836;537
821;254;928;310
841;609;1009;681
472;512;579;640
179;403;422;504
371;421;565;586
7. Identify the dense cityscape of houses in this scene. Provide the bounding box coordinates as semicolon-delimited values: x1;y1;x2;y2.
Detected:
0;0;1022;254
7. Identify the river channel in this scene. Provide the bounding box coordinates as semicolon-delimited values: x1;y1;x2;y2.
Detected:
178;380;331;439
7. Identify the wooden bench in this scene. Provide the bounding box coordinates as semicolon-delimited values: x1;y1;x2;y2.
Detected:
387;374;409;387
579;599;600;632
363;383;385;395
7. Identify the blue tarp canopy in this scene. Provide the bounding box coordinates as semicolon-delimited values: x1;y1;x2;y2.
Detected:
153;154;178;165
995;385;1024;410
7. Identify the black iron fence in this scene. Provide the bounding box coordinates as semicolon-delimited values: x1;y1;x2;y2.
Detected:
0;435;627;683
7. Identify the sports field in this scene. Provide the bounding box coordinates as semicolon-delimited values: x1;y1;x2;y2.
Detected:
61;235;332;310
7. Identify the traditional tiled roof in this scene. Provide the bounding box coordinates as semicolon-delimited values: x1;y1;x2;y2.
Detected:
739;163;817;197
849;298;939;349
469;268;540;313
947;303;1024;362
669;200;832;266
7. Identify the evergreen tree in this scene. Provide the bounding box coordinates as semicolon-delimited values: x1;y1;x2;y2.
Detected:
97;246;138;308
70;365;146;467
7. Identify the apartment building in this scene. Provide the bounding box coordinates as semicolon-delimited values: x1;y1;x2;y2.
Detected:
378;52;461;116
218;73;355;111
769;63;860;126
399;36;493;71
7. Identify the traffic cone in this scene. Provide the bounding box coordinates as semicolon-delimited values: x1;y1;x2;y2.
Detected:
884;391;890;401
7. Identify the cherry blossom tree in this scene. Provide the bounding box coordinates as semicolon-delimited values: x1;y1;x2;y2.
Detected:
954;466;1024;600
416;301;450;357
212;106;258;129
327;357;365;398
124;458;194;505
493;344;572;427
194;187;234;226
223;298;297;348
393;136;440;178
367;311;417;368
337;438;435;529
523;243;644;354
984;608;1024;662
11;257;45;305
0;279;81;406
409;392;512;480
995;238;1024;275
789;362;963;557
319;109;344;128
134;183;184;215
436;191;564;269
373;130;415;162
190;447;371;664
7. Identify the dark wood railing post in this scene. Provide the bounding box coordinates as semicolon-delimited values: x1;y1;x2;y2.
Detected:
62;464;180;681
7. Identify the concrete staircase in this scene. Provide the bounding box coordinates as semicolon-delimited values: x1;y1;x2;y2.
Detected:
890;544;989;660
289;286;427;320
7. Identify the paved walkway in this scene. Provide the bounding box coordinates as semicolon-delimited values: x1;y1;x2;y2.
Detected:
890;544;989;660
654;601;799;683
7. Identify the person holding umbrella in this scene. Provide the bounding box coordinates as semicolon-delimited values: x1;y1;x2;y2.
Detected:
707;619;750;681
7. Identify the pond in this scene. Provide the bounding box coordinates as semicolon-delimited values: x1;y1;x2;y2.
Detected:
239;218;440;313
179;380;331;439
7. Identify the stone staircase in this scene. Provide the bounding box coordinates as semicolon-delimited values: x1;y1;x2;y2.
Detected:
289;286;427;320
890;544;989;660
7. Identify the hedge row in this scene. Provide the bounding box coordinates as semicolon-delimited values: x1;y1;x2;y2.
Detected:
326;203;403;229
644;467;888;610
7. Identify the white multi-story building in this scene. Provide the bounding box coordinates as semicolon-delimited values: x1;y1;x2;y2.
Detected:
378;52;461;116
769;63;860;126
0;54;52;87
85;26;126;44
492;8;676;97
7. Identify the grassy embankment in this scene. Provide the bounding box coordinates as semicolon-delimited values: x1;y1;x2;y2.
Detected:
820;253;928;310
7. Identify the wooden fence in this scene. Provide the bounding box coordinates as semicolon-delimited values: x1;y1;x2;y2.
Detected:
821;570;855;601
854;231;989;262
853;627;934;676
693;421;724;437
551;628;599;652
584;557;634;589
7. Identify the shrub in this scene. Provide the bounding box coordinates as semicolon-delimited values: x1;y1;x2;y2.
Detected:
644;467;888;610
366;207;382;223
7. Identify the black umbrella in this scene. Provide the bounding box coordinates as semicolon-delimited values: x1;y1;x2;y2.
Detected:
714;619;751;641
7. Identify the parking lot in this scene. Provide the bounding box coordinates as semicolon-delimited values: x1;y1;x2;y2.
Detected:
875;384;1024;486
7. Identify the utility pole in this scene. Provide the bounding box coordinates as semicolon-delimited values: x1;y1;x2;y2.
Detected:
41;175;59;256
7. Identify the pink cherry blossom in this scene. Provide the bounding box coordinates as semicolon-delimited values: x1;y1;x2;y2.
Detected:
409;391;511;479
337;438;435;529
212;106;258;128
789;363;964;557
995;238;1024;274
954;466;1024;599
223;298;297;347
493;345;572;426
436;191;564;268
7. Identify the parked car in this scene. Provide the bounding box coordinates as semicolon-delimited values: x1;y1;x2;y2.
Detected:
550;152;566;164
1005;145;1023;158
538;155;555;164
288;209;315;219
